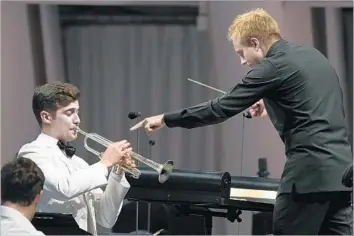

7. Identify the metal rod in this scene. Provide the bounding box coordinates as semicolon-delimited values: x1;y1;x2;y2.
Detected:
135;117;140;235
187;78;226;94
147;140;154;233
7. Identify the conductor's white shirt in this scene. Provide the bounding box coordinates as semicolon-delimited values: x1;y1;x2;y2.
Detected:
0;206;45;236
17;133;130;235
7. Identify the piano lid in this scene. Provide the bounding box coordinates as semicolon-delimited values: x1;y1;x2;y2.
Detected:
229;176;279;204
231;176;279;190
124;168;278;211
126;167;231;195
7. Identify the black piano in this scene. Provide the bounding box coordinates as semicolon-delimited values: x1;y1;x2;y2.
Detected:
32;167;279;235
114;167;279;235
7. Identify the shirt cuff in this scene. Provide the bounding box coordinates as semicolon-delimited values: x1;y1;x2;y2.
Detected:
163;111;181;128
96;162;109;178
110;169;124;182
109;172;130;188
111;165;123;176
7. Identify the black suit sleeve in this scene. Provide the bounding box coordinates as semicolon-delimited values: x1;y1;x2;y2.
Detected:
163;59;281;129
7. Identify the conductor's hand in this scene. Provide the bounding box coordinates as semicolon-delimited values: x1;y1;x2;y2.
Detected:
143;114;166;135
100;140;133;168
249;99;267;118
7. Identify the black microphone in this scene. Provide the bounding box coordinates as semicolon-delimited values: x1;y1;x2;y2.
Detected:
257;158;270;178
128;112;141;120
243;110;252;119
149;140;155;146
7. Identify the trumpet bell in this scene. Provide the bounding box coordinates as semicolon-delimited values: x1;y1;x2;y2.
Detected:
158;160;174;184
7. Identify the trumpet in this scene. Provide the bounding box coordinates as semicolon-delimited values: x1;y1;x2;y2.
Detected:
76;128;174;183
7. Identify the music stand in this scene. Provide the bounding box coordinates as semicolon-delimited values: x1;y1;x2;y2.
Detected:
32;212;91;235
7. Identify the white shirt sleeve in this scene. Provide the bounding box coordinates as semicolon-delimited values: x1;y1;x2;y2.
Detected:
75;157;131;229
19;145;109;200
94;172;130;228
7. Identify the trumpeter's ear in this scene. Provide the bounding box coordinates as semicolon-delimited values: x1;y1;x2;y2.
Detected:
40;110;54;125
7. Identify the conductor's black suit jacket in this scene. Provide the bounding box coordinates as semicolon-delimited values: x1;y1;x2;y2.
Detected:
163;39;353;194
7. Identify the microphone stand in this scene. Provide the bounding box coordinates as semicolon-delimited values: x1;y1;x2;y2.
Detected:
128;112;141;235
147;139;155;233
135;116;140;235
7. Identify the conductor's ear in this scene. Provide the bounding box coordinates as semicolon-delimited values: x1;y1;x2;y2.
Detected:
250;37;261;50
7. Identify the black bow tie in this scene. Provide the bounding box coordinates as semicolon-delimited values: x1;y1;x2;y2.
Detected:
57;140;76;158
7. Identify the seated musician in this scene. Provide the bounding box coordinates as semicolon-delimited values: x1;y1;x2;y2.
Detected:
1;157;45;236
17;82;136;235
